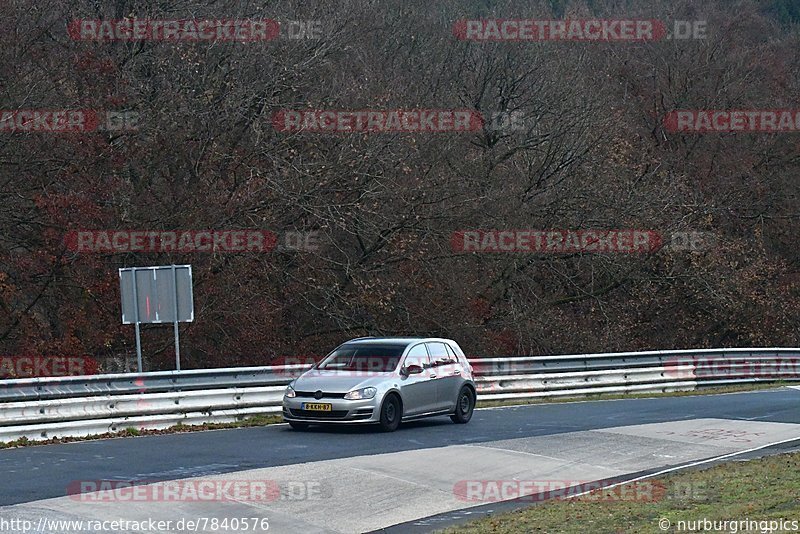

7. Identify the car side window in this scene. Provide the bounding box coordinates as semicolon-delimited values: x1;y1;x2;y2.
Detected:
427;342;454;366
444;343;459;363
404;344;431;369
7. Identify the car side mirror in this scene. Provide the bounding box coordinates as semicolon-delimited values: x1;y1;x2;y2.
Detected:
403;364;424;376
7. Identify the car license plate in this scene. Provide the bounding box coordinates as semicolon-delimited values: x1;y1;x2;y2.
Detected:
302;402;332;411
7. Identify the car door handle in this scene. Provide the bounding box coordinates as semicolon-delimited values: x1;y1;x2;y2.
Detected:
429;374;437;379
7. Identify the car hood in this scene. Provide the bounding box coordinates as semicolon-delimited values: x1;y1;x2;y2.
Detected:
292;369;391;392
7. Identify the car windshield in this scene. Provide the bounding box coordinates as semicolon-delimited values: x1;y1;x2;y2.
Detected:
317;344;406;372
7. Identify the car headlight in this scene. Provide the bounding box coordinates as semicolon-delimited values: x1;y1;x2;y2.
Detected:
344;387;377;400
284;385;296;398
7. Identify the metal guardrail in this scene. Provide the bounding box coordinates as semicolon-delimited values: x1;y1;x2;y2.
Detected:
0;365;309;402
0;348;798;442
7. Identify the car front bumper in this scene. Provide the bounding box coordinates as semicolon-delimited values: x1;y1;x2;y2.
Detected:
282;395;382;424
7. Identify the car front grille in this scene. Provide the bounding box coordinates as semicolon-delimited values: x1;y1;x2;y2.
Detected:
295;391;347;399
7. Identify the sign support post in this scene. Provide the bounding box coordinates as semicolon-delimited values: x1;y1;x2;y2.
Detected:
131;271;143;373
172;264;181;370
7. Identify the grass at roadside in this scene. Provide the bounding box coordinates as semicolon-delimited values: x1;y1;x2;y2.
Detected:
439;449;800;533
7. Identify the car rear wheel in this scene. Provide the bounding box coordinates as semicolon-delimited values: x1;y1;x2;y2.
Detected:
288;421;309;431
450;387;474;424
379;394;401;432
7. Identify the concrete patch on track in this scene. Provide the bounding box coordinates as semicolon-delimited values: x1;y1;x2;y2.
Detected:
1;418;799;533
596;418;800;448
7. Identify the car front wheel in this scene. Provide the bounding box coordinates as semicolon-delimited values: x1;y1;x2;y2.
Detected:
379;394;401;432
450;387;474;424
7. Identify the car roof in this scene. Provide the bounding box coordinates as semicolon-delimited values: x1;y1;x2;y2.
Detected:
342;337;454;346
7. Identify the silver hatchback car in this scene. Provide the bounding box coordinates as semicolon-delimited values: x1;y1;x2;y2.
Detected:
282;337;476;431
